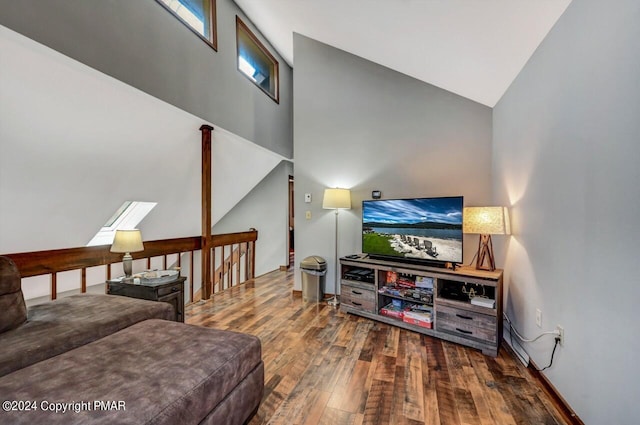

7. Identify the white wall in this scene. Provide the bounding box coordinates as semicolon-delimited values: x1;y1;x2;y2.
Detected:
493;0;640;422
293;34;493;293
0;26;289;291
0;25;201;251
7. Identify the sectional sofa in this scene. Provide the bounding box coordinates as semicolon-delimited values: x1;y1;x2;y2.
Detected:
0;256;264;424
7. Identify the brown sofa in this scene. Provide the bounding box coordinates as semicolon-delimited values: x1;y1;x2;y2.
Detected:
0;256;264;425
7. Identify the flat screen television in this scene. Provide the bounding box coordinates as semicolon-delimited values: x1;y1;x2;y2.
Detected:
362;196;463;266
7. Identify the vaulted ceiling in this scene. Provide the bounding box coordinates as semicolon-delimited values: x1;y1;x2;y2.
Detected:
234;0;572;107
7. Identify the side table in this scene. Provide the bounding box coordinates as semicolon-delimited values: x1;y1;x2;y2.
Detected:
107;276;186;322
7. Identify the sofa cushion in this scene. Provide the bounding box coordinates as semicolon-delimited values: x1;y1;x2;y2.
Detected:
0;319;264;425
0;256;27;333
0;294;174;377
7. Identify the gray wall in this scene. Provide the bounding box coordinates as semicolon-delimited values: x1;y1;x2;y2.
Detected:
493;0;640;422
293;34;493;292
0;0;293;158
213;160;292;277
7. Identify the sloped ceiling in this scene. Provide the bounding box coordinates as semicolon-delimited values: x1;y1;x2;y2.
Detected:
234;0;572;106
0;25;285;253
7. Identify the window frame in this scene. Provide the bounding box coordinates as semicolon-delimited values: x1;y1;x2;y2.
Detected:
86;201;157;247
236;16;280;104
156;0;217;51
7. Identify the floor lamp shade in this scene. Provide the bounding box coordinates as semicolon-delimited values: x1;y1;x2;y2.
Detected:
323;188;351;306
111;229;144;277
322;188;352;210
463;207;510;271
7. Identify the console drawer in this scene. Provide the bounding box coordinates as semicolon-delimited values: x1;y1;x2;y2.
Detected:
436;319;497;344
436;304;496;331
341;283;375;313
158;284;183;297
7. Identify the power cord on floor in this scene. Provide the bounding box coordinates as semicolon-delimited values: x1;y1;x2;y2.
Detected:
538;338;560;371
503;313;561;371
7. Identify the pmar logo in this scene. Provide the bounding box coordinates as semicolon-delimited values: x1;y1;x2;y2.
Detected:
94;401;126;411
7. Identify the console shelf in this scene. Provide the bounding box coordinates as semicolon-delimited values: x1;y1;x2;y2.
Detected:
340;256;503;356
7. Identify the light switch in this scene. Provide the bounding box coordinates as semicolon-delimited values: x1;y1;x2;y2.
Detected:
305;211;312;220
304;193;312;203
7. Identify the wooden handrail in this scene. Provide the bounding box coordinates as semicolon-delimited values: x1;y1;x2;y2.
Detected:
210;230;257;247
4;237;201;278
1;229;258;302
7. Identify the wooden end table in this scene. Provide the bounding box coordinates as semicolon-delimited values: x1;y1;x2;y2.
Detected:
107;275;186;322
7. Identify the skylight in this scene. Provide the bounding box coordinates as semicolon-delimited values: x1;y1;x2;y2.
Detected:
87;201;157;246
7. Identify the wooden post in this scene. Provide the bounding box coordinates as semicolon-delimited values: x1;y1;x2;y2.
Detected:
200;125;214;299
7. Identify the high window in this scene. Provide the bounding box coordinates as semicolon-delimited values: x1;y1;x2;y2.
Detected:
236;16;279;103
156;0;217;50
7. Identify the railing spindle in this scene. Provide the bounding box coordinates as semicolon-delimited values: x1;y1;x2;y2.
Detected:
235;244;240;287
51;273;57;300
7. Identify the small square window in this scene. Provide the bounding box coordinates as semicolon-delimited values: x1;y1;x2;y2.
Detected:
157;0;217;50
236;16;279;103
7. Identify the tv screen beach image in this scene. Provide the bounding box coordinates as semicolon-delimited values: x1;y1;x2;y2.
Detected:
362;197;463;264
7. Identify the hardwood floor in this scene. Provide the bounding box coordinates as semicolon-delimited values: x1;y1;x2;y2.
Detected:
186;270;568;425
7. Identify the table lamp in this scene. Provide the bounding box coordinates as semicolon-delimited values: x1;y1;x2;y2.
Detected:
463;207;510;271
323;188;351;306
110;229;144;277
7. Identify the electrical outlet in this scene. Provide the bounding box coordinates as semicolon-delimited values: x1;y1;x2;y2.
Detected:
536;308;542;328
556;325;564;346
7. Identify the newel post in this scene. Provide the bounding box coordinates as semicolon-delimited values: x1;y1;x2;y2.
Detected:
200;124;213;299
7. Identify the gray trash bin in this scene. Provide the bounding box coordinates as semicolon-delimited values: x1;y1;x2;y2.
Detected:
300;256;327;302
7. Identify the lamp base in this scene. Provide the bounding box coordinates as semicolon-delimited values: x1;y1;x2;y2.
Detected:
122;252;133;277
475;234;496;271
327;295;340;307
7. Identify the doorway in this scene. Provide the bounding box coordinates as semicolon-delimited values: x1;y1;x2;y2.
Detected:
288;174;294;269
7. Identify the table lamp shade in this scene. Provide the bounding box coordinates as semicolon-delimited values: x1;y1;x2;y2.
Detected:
463;207;510;235
110;230;144;253
322;188;351;210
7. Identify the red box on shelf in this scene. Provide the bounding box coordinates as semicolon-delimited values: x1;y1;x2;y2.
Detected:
380;303;404;319
402;311;433;329
386;271;397;284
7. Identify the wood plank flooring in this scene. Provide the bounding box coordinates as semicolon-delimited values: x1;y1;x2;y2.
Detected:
186;270;567;425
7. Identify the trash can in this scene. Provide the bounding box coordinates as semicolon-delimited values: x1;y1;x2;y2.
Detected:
300;256;327;302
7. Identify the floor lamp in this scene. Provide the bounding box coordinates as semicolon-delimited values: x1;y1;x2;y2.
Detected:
323;188;351;306
463;207;510;271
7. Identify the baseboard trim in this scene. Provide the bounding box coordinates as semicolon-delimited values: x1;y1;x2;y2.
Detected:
291;290;334;301
527;358;584;425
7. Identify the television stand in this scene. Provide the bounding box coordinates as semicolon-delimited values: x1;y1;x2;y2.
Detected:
339;256;503;356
